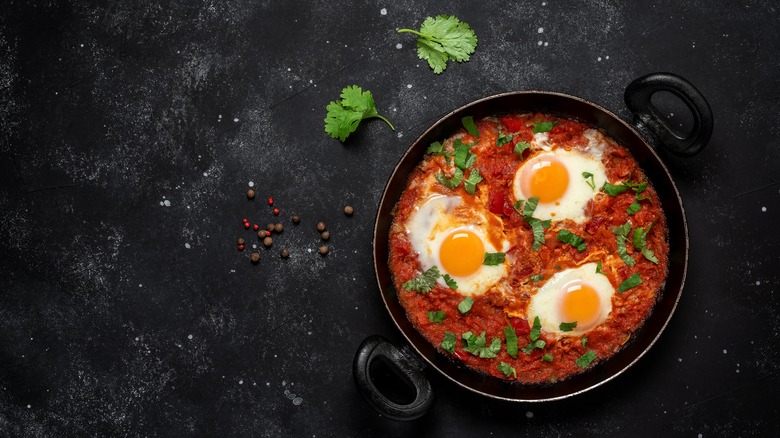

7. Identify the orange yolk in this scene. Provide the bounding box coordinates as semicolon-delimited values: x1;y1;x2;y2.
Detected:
523;158;569;203
439;230;485;277
560;282;601;328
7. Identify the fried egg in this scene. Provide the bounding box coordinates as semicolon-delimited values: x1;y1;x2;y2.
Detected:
527;263;614;337
513;148;607;223
405;194;509;296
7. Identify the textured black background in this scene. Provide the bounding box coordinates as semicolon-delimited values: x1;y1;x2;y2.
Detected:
1;1;778;436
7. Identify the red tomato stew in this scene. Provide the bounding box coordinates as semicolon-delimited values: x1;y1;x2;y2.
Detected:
388;113;668;384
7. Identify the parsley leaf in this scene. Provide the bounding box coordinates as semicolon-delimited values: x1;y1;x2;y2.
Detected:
522;339;546;354
441;331;456;353
602;182;630;196
402;266;440;293
463;168;483;195
532;121;558;133
426;141;444;154
504;326;518;358
618;272;643;293
458;296;474;314
496;125;514;146
576;350;597;368
442;274;458;290
582;171;596;190
427;310;446;323
556;229;587;252
582;337;588;349
559;321;577;332
542;353;554;363
483;252;506;266
453;140;476;170
529;316;542;341
528;218;551;251
498;362;517;378
461;116;480;137
627;201;642;215
613;222;636;267
324;85;395;141
397;15;478;74
514;141;531;156
522;197;540;217
462;331;501;358
595;261;606;275
632;226;659;264
530;274;544;283
435;168;464;189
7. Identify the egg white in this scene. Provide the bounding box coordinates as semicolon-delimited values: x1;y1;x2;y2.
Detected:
513;149;607;223
405;194;509;296
527;263;615;337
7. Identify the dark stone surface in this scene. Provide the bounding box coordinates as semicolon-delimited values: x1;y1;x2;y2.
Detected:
1;1;778;436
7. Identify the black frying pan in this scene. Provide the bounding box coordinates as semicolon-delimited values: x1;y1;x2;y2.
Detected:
353;73;713;420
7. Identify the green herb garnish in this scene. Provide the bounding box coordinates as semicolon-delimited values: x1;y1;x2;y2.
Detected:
463;168;483;195
504;326;518;358
427;310;447;323
618;273;643;293
427;141;453;165
582;337;588;348
532;121;558;133
483;252;506;266
522;339;546;354
529;316;542;341
514;141;531;156
559;321;577;332
461;116;480;137
627;201;641;215
442;274;458;290
324;85;395;142
582;171;596;190
498;362;517;378
576;350;597;368
602;182;630;196
458;296;474;314
453;139;476;170
613;222;636;267
441;331;456;353
402;266;441;293
397;15;478;74
530;274;544;283
435;168;464;190
632;225;659;264
556;229;587;252
462;331;501;358
541;353;554;363
496;125;514;146
595;261;605;275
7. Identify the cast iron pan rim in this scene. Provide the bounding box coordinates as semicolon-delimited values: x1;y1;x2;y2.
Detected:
372;89;689;402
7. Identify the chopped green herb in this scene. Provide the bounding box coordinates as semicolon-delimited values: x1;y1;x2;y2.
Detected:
641;247;659;264
522;339;546;354
556;229;587;252
504;326;518;358
514;141;531;156
397;15;478;74
582;171;596;190
427;141;444;154
618;273;643;293
324;85;395;142
461;116;480;137
458;296;474;314
496;125;513;146
559;321;578;332
453;139;476;170
528;218;551;251
442;274;458;290
576;350;597;368
441;331;456;353
582;337;588;348
427;310;447;323
463;168;483;195
541;353;554;363
532;121;559;133
613;222;636;267
530;274;544;283
627;201;641;215
483;252;506;266
602;182;630;196
522;197;540;217
595;261;605;275
498;361;517;378
462;331;501;358
513;199;524;214
402;266;440;293
435;168;464;189
632;226;659;264
530;316;542;341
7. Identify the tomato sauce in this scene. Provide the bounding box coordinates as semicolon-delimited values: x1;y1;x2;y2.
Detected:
388;114;669;384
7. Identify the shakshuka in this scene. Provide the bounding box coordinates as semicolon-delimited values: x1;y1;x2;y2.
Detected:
388;113;669;384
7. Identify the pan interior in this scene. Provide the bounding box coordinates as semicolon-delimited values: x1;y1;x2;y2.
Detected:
373;92;687;402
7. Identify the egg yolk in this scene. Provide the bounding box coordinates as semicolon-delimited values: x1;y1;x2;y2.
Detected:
524;158;569;203
439;230;485;277
560;281;601;328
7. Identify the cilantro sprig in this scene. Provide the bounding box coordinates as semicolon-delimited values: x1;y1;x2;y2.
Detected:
397;15;478;74
324;85;395;142
462;331;501;358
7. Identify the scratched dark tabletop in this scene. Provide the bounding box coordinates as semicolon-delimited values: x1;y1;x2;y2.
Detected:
1;1;778;437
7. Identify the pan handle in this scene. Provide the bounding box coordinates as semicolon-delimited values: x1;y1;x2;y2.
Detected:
353;335;434;421
624;72;713;157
